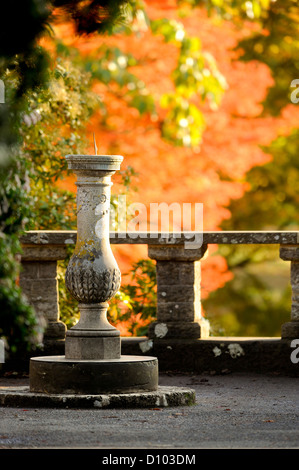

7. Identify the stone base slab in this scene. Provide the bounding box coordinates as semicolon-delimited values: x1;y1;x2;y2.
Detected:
121;337;299;377
3;337;298;378
0;385;195;409
29;355;159;395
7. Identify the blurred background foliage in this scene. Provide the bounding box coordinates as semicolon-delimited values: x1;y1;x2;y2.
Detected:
1;0;299;356
205;0;299;336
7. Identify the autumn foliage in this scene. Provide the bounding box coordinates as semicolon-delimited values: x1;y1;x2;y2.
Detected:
40;1;299;334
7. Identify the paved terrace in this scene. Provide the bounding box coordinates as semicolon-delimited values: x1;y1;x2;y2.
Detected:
0;372;298;449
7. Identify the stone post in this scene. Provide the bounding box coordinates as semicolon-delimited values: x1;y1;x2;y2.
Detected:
20;245;67;353
147;244;210;340
64;155;123;360
280;245;299;339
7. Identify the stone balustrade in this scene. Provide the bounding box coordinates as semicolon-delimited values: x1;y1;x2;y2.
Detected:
18;230;299;375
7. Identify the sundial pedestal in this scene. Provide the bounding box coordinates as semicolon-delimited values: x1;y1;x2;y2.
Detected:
22;155;195;407
29;155;158;395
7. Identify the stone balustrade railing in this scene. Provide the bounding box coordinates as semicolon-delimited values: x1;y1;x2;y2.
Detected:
19;230;299;357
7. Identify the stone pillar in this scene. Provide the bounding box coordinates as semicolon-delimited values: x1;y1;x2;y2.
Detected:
147;244;210;340
29;155;160;396
280;245;299;339
20;245;67;352
64;154;123;360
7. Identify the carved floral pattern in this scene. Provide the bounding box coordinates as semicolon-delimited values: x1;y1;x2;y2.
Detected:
65;264;121;303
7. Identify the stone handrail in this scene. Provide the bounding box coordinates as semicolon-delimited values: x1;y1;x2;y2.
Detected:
19;230;299;354
20;229;299;245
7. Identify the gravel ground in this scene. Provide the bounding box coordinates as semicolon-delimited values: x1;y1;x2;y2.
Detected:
0;372;298;450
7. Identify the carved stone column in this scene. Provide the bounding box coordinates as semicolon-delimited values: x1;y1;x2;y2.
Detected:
29;155;158;395
280;245;299;339
64;155;122;360
148;244;210;340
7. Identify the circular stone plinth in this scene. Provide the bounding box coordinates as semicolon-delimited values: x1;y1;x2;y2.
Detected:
0;385;196;409
29;355;159;395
